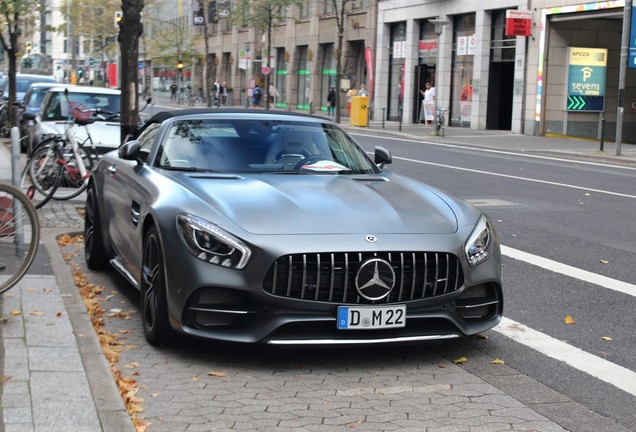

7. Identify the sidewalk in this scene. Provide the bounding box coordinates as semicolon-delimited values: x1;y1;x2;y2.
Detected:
0;142;133;432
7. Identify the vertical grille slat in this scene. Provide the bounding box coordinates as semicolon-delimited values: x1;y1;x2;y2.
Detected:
264;251;464;304
328;254;335;302
410;253;417;300
314;254;321;301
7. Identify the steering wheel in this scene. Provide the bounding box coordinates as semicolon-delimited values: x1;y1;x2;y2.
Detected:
274;153;304;164
92;108;119;121
293;155;327;170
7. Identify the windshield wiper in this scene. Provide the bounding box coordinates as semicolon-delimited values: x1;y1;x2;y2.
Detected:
161;166;221;173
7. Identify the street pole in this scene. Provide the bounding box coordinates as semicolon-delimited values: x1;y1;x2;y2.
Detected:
615;0;631;156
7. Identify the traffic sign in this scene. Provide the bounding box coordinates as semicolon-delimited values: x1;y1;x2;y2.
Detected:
262;66;270;75
567;95;604;111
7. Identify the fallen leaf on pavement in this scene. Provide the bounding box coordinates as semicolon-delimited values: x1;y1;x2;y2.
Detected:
125;362;140;369
10;310;22;316
208;371;226;377
491;358;505;365
438;364;447;368
599;259;609;264
192;376;200;381
453;357;468;365
564;315;575;324
601;336;613;341
29;310;45;316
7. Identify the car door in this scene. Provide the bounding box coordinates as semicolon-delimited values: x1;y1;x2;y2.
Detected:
103;123;161;283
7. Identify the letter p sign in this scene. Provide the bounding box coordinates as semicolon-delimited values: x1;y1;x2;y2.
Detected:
581;67;593;81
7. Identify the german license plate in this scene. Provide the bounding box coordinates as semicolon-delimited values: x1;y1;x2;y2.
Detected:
337;305;406;330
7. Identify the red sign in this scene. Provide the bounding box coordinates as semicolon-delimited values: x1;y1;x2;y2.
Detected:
505;10;532;37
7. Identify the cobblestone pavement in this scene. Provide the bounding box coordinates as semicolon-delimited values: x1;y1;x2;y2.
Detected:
55;236;571;432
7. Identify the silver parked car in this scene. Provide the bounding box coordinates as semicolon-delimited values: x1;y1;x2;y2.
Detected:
84;109;503;346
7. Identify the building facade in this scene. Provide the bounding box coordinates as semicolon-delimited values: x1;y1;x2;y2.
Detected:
144;0;377;114
376;0;636;143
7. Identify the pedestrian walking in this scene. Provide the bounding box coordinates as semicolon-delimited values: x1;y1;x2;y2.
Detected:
327;87;336;118
269;84;279;109
358;84;368;97
221;81;229;106
252;84;263;108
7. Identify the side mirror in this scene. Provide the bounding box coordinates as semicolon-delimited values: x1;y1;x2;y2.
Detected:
22;112;37;122
118;140;142;163
374;146;392;169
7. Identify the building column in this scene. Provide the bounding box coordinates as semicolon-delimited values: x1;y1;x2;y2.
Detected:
472;10;491;130
403;18;419;123
375;22;391;121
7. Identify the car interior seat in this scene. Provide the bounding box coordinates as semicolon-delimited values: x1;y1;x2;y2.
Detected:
264;128;318;166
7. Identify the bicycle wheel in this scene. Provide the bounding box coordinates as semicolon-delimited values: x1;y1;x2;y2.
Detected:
0;183;40;294
51;144;94;201
192;96;203;107
20;143;63;209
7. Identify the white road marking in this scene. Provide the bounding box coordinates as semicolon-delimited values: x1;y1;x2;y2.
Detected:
392;155;636;199
494;317;636;396
497;247;636;396
502;245;636;297
354;132;636;171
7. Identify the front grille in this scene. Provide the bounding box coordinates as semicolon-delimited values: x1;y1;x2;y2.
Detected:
263;252;464;304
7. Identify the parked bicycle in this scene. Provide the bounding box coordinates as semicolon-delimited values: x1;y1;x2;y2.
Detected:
0;182;40;294
435;107;448;137
20;89;96;208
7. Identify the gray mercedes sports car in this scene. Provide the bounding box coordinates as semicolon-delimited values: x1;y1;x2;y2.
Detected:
84;109;503;346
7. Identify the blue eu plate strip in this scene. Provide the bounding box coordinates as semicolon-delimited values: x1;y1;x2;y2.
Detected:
337;307;349;329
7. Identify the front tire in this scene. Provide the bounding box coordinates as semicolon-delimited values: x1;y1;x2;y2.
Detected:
141;226;176;345
84;186;109;270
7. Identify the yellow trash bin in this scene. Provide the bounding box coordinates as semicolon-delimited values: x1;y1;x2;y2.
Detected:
350;96;369;127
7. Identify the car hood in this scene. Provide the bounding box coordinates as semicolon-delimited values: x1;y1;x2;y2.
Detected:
171;172;460;235
38;120;120;149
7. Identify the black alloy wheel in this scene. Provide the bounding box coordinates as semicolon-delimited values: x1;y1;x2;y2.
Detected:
84;186;108;269
141;226;176;345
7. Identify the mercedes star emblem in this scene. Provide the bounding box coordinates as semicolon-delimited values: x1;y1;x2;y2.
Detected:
355;258;395;301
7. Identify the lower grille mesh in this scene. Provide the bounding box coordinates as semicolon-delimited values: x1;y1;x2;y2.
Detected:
263;252;464;304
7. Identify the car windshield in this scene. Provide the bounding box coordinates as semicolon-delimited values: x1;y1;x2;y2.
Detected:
26;88;50;110
43;92;120;121
156;119;380;175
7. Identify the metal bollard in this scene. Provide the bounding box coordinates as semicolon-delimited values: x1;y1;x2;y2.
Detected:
11;126;21;187
398;105;403;132
599;116;606;152
382;107;386;129
10;126;25;254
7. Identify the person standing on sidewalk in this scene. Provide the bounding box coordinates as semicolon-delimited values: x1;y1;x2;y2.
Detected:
327;87;336;118
269;84;279;109
170;81;178;102
419;82;435;126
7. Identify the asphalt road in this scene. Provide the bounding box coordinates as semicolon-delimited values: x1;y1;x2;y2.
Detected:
352;132;636;430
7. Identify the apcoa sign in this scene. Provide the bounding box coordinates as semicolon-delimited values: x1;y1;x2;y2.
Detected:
566;47;607;112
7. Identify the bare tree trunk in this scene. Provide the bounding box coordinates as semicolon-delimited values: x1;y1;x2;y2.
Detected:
119;0;144;143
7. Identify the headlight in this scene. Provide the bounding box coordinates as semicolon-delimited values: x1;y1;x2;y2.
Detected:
464;215;492;267
177;214;251;269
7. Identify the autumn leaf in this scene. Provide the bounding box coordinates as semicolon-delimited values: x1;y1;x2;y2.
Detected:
55;312;63;318
491;358;505;365
192;376;200;381
438;364;447;368
453;357;468;365
564;315;576;324
125;362;140;369
601;336;613;341
599;259;609;264
29;310;45;316
10;310;22;316
207;371;226;377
